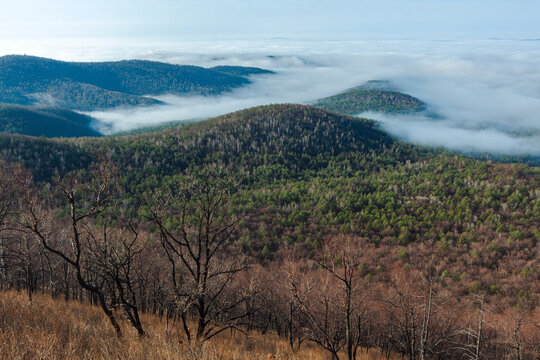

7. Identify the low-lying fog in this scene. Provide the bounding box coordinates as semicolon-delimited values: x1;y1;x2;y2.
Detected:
2;38;540;156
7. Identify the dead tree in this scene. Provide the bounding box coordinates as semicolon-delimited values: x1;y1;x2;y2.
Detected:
495;298;539;360
298;271;344;360
89;222;148;336
383;270;422;360
10;232;43;301
147;165;250;342
271;249;311;352
318;236;366;360
452;294;487;360
0;160;30;289
21;162;124;337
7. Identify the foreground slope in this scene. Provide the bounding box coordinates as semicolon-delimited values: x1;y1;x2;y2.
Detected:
0;104;101;137
0;290;339;360
0;55;273;110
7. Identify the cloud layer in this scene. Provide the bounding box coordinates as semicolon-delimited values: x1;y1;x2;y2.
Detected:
1;38;540;156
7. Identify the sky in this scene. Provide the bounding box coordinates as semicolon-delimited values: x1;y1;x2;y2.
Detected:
1;0;540;40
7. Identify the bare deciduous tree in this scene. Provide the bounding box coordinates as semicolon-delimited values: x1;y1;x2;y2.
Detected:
293;236;368;360
452;294;489;360
21;161;125;337
269;248;311;352
147;165;251;341
90;222;148;336
318;236;367;360
0;160;30;288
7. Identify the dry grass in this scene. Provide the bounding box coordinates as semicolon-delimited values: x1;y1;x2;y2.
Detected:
0;290;391;360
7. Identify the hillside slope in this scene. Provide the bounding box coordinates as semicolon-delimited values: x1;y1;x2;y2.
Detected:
77;104;412;188
0;104;537;255
0;290;336;360
0;55;273;110
0;104;101;137
0;105;537;360
0;103;422;181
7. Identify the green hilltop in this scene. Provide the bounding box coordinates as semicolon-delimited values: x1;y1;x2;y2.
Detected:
314;80;426;115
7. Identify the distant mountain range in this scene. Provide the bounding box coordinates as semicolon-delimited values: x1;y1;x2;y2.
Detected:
0;57;429;139
0;55;273;111
0;55;276;137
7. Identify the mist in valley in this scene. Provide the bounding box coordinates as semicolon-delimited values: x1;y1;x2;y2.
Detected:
2;37;540;156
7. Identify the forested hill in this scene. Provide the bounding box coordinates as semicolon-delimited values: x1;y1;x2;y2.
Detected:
0;55;273;110
0;104;418;183
314;83;426;115
0;103;538;271
0;104;101;137
208;65;274;77
1;102;538;360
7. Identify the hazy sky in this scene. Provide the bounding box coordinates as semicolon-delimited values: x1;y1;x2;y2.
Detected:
1;0;540;40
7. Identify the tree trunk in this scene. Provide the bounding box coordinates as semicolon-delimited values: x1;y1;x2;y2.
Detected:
420;282;433;360
346;284;353;360
97;292;122;338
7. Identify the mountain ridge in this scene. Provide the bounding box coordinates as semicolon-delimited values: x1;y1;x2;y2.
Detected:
0;55;274;111
0;104;419;182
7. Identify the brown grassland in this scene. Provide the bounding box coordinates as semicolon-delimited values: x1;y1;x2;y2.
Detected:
0;290;392;360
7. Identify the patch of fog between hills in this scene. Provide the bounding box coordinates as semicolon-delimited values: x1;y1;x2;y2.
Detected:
70;38;540;156
359;112;540;156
